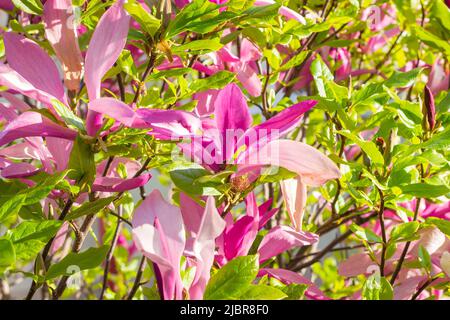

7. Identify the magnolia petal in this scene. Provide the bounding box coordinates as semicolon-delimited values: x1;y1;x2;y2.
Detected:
137;108;202;138
3;32;66;104
92;174;151;193
259;268;330;300
440;251;450;278
0;65;59;106
179;192;204;236
338;253;376;277
236;101;317;161
0;141;42;160
258;225;318;262
237;64;262;97
214;83;252;134
239;139;341;186
1;162;39;178
46;137;73;171
0;112;77;147
280;176;307;231
85;0;130;135
254;0;306;24
411;227;446;256
89;98;148;128
44;0;84;91
1;92;31;112
194;89;219;116
189;197;226;300
132;190;185;265
394;275;428;300
223;215;256;261
50;221;70;255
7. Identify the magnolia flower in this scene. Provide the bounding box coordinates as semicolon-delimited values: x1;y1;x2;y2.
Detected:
132;190;226;300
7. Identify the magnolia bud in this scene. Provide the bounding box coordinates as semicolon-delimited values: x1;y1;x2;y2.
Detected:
423;85;436;131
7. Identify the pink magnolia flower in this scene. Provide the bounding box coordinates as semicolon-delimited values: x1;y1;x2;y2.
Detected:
132;190;226;300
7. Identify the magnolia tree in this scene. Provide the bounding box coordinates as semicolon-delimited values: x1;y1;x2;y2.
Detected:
0;0;448;301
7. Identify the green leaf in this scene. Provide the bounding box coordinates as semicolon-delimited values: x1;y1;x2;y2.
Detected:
67;135;96;190
279;51;309;72
12;0;43;15
431;0;450;32
311;55;334;97
172;38;223;55
170;165;221;196
190;71;236;93
9;220;63;261
9;220;62;244
389;221;420;243
401;183;450;198
281;283;308;300
204;255;259;300
411;25;450;58
426;217;450;237
51;99;85;132
418;245;431;272
124;0;160;36
362;276;393;300
0;239;15;267
239;285;287;300
227;0;254;12
0;194;26;224
338;130;385;167
166;0;235;38
350;224;382;243
65;196;115;221
45;245;110;280
384;68;424;88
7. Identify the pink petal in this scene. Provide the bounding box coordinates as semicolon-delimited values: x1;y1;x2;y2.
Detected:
338;253;376;277
0;112;77;147
237;63;262;97
3;32;66;104
1;92;31;112
131;190;185;300
136;108;202;138
179;192;204;236
223;215;256;261
254;0;306;24
259;268;330;300
85;0;130;135
238;139;341;186
92;174;151;193
194;89;219;116
258;225;318;262
1;162;40;178
46;137;73;171
214;83;252;133
189;197;226;300
394;276;428;300
236;100;317;159
88;98;148;128
0;65;60;106
43;0;84;91
280;176;307;231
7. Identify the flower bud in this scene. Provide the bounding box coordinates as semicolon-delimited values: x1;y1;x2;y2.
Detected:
423;85;436;131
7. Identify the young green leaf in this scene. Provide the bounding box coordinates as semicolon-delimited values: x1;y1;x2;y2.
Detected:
204;255;259;300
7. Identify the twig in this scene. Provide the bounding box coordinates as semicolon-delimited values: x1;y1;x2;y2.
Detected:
99;207;123;299
125;256;146;300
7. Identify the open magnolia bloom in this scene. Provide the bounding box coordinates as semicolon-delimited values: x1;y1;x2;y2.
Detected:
132;190;226;300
